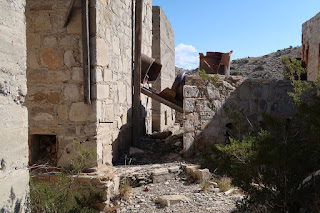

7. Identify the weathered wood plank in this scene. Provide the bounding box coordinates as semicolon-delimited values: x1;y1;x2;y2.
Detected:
63;0;77;28
133;0;143;147
81;0;91;104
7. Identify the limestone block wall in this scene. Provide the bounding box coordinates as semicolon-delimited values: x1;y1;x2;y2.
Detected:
26;0;153;167
183;75;300;157
26;0;98;167
152;6;176;131
302;12;320;81
0;0;29;211
92;0;153;163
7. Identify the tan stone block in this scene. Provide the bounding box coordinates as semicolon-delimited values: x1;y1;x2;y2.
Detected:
103;69;113;81
40;48;63;69
58;105;68;121
46;70;70;84
112;36;120;55
69;102;89;122
103;144;113;166
27;50;40;69
63;85;80;101
27;33;40;48
28;91;47;103
67;8;81;34
60;35;79;48
71;67;83;82
47;92;61;104
96;84;110;100
31;106;55;121
64;50;76;67
26;15;36;33
43;36;57;47
35;13;52;32
117;82;126;103
28;88;60;105
92;38;108;66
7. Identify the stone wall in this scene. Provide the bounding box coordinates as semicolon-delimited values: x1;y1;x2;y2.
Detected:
302;12;320;81
183;75;301;157
26;0;154;167
94;0;153;163
152;6;176;131
26;0;98;167
0;0;29;211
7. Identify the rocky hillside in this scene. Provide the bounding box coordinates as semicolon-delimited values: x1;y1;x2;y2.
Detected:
175;46;302;80
230;46;302;79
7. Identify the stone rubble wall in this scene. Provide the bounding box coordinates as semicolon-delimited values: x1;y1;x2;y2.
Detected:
94;0;153;164
152;6;176;131
183;75;301;156
302;12;320;81
0;0;29;211
26;0;98;168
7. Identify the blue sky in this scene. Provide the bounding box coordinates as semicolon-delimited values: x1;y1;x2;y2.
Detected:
152;0;320;69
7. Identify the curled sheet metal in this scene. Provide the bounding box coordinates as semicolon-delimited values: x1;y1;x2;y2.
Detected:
141;53;162;84
199;51;233;75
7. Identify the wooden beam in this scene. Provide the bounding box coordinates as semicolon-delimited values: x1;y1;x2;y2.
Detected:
63;0;77;28
133;0;143;147
81;0;91;104
141;87;184;113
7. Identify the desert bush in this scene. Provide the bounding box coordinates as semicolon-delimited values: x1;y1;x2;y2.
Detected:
30;141;101;213
202;59;320;212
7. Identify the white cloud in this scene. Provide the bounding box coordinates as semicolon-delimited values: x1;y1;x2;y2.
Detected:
175;43;199;70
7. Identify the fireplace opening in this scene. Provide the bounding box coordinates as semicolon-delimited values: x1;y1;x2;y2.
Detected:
30;134;57;166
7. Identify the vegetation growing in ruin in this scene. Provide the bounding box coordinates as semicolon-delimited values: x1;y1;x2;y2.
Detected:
199;70;223;87
30;141;101;213
201;62;320;212
282;57;313;104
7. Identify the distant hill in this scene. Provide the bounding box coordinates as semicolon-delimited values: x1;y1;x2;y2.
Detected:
230;46;302;79
175;46;302;80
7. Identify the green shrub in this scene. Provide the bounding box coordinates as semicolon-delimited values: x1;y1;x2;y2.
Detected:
254;65;264;71
232;71;240;75
30;141;101;213
202;58;320;212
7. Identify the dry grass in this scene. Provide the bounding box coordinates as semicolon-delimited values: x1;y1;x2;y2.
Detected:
217;177;232;192
119;180;132;201
200;180;210;192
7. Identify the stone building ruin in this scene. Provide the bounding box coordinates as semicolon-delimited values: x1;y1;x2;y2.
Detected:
0;0;29;211
25;0;175;169
1;0;320;210
302;12;320;81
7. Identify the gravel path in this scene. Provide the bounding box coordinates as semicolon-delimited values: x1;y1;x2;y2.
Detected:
110;132;243;213
113;175;242;213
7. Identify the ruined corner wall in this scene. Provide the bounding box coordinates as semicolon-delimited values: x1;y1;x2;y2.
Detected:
183;75;299;157
302;12;320;81
0;0;29;211
26;0;98;167
152;6;176;131
94;0;153;163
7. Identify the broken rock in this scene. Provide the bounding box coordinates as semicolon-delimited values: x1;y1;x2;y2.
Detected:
151;131;172;139
194;169;212;182
152;168;173;183
129;147;144;156
157;195;190;207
